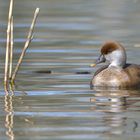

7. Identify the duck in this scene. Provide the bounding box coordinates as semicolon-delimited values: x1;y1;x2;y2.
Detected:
90;41;140;89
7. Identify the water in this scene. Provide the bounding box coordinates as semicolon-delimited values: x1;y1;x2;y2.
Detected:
0;0;140;140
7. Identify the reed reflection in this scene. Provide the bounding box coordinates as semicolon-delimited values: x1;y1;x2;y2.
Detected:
90;89;140;136
4;91;15;140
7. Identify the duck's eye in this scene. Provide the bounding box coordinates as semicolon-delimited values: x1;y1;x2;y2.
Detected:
96;55;106;64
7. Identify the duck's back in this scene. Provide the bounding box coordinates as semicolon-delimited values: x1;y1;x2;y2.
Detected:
91;64;140;88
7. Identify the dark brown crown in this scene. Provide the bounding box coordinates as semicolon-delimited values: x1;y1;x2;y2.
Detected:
101;41;122;55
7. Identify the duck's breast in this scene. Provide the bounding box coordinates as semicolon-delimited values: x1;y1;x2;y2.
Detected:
92;67;123;87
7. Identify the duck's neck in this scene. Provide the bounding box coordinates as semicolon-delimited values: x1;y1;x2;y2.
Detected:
108;50;127;68
109;62;124;68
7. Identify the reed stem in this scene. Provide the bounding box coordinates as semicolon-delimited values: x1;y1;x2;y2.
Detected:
4;0;13;88
9;17;14;79
11;8;40;82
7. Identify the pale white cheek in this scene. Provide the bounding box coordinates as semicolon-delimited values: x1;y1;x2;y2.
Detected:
105;54;111;61
106;50;126;67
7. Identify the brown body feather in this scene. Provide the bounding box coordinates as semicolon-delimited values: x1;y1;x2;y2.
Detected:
91;64;140;89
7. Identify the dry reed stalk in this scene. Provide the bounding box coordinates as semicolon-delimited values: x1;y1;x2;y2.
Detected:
9;17;14;79
11;8;40;82
4;0;14;88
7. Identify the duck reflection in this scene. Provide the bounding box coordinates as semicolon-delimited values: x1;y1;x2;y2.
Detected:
90;88;140;135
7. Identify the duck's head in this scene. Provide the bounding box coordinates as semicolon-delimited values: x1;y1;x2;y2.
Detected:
91;41;127;68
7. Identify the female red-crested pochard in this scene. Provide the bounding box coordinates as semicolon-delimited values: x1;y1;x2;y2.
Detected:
90;41;140;89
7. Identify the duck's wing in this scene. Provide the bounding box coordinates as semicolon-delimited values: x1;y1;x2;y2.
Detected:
124;63;140;68
125;64;140;74
124;64;140;87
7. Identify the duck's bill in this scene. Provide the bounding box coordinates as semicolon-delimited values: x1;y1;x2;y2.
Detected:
90;63;96;67
90;54;106;67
